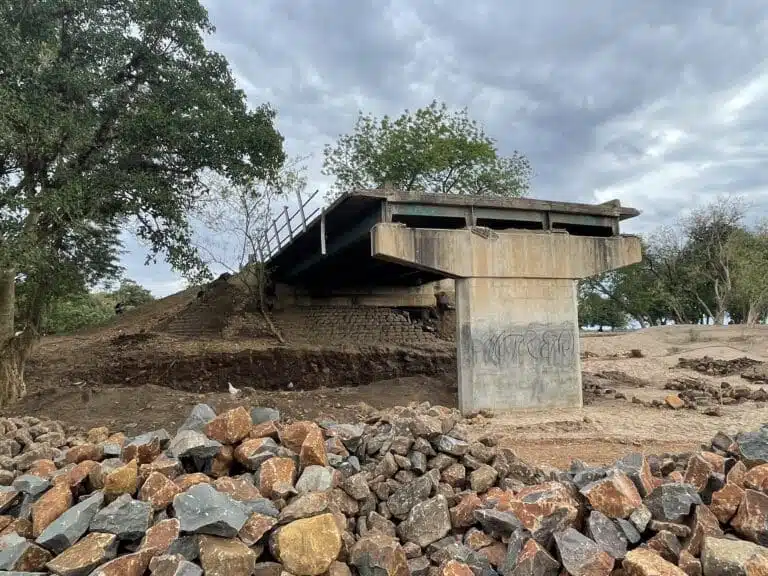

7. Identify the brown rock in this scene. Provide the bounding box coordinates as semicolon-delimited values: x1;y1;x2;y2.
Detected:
699;452;725;475
665;395;685;410
104;459;138;498
683;455;714;493
622;548;686;576
469;465;498;493
250;420;280;440
477;542;506;568
67;460;99;491
450;493;482;528
239;512;278;546
209;445;234;478
581;472;642;519
513;539;560;575
259;457;296;499
746;554;768;575
32;482;72;537
234;438;278;470
0;540;52;571
123;436;162;464
669;471;685;483
745;464;768;492
46;532;118;576
710;482;745;524
214;476;262;501
279;421;317;453
349;533;409;576
441;560;473;576
199;535;257;576
682;504;723;557
327;561;352;576
0;489;20;514
86;427;110;444
106;432;127;447
504;481;580;536
139;455;182;483
28;459;57;479
204;407;253;445
279;492;330;523
300;426;329;468
175;473;212;491
89;548;155;576
677;550;701;576
271;513;342;576
464;528;495;551
0;518;32;538
647;531;681;564
728;461;748;488
140;518;180;554
441;463;466;488
65;444;103;464
139;471;181;511
732;489;768;544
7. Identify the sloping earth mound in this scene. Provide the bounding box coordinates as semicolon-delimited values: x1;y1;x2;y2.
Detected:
0;403;766;576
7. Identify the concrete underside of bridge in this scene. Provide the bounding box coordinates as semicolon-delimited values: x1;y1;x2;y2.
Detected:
267;190;642;414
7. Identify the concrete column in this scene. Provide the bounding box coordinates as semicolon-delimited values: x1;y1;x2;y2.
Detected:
371;223;642;414
456;277;581;413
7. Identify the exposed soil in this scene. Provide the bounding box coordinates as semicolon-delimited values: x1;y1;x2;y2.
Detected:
19;286;768;469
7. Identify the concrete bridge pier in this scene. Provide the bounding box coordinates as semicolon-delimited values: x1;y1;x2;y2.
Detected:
371;223;643;415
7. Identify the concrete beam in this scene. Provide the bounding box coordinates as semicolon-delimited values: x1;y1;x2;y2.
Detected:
371;223;642;279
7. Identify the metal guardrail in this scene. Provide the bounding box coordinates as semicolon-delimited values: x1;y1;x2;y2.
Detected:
257;189;321;262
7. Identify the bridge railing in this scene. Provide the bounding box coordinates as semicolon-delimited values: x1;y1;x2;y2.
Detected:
257;189;321;262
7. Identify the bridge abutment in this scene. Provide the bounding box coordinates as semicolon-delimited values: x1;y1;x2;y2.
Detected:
371;223;642;414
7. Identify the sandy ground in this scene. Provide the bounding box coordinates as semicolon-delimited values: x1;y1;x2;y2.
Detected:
16;322;768;469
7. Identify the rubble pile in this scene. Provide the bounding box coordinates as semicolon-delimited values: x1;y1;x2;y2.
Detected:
0;404;766;576
676;356;763;378
665;377;768;407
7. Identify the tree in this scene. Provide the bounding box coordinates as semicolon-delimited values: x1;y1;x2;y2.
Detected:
578;285;628;331
727;222;768;325
322;100;532;199
109;279;154;308
0;0;285;405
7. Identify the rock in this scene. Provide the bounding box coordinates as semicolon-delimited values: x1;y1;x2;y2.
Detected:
646;531;681;564
212;476;261;502
271;513;342;576
250;421;280;441
473;509;523;537
684;455;714;493
616;453;655;497
251;562;282;576
250;407;280;425
645;484;702;523
407;556;430;576
512;539;559;575
387;476;433;519
204;407;252;445
731;489;768;545
233;438;279;471
140;518;180;554
581;471;642;519
0;490;20;516
434;436;469;457
683;504;722;558
259;458;296;499
341;474;371;501
299;427;328;468
64;445;102;465
665;395;685;410
122;430;168;464
398;495;451;548
736;429;768;468
350;533;409;576
630;505;652;533
35;492;103;554
450;494;482;529
12;477;50;498
172;484;248;537
469;466;498;493
622;548;686;576
744;464;768;492
701;536;768;576
441;464;465;488
174;474;212;492
88;548;155;576
178;404;217;433
169;430;221;461
198;536;256;576
327;561;352;576
711;483;745;524
279;422;316;453
139;472;181;511
728;461;748;487
103;459;138;499
745;554;768;576
165;536;201;562
504;481;580;545
586;510;628;559
45;532;118;576
238;513;277;547
0;536;52;572
207;446;234;478
440;560;473;576
148;554;203;576
554;528;614;576
31;484;72;537
278;492;329;523
677;550;701;576
89;494;152;541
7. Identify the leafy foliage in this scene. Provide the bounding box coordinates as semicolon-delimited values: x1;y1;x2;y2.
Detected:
322;101;532;199
0;0;285;335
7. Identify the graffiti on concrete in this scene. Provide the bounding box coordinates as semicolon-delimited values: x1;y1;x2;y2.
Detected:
473;322;576;368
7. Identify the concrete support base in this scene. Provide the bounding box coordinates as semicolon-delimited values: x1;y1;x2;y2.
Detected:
456;278;581;413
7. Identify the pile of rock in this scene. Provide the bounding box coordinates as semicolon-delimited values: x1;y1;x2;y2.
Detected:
0;404;767;576
676;356;763;378
664;377;768;411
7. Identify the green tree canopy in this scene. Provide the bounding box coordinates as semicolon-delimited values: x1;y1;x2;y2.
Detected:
322;101;532;199
0;0;285;404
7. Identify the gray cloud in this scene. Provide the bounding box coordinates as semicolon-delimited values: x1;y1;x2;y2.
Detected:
121;0;768;295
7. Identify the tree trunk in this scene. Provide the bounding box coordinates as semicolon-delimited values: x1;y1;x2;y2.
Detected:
0;269;27;406
747;302;762;326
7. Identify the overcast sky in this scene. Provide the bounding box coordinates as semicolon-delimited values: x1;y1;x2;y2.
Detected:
121;0;768;296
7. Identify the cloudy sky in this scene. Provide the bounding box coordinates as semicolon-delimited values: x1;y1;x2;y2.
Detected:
122;0;768;296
